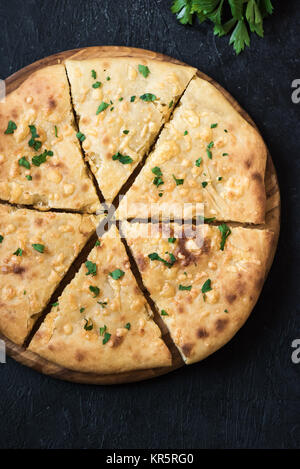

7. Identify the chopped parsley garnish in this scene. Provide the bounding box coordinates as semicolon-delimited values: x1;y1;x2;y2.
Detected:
123;130;129;134
168;237;176;243
179;284;192;291
95;240;100;247
32;150;53;167
4;120;17;134
211;123;218;128
222;153;228;156
13;248;22;256
28;125;42;151
54;125;58;137
206;141;214;159
26;175;32;181
124;322;131;330
173;174;184;186
96;102;109;114
198;216;216;223
76;131;86;142
224;309;229;313
224;129;228;133
99;325;107;336
138;64;150;78
32;243;45;253
103;332;111;345
106;76;110;81
51;302;59;307
148;252;176;268
119;97;123;101
201;279;212;300
184;130;188;135
98;301;107;308
152;166;162;176
92;81;101;88
23;290;26;295
112;152;133;164
202;181;208;188
0;235;3;243
168;100;174;108
158;192;163;197
218;176;222;181
195;157;202;167
218;223;231;251
110;106;114;111
130;96;136;102
84;318;93;331
140;93;157;102
18;156;31;169
109;269;125;280
85;260;97;276
80;307;85;313
152;167;164;187
161;310;169;316
91;69;97;79
89;286;100;297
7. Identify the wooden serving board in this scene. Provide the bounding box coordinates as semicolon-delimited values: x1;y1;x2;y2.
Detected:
1;46;280;385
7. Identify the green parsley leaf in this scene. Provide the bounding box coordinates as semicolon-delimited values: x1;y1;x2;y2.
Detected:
51;302;59;307
130;96;136;102
173;174;184;186
98;301;107;308
109;269;125;280
179;284;192;291
95;240;101;247
168;100;174;108
222;152;228;156
229;19;251;54
92;81;101;88
224;309;229;313
13;248;22;256
195;157;202;167
218;176;223;181
91;69;97;79
123;130;129;134
138;64;150;78
80;307;85;313
202;181;208;188
76;131;86;142
106;76;110;81
152;166;162;177
99;325;107;336
4;120;17;134
148;252;176;268
25;175;32;181
54;125;58;138
96;102;109;114
112;152;133;164
201;279;212;296
124;322;131;330
119;97;123;101
140;93;157;102
89;285;100;297
171;0;193;25
211;123;218;128
218;223;232;250
18;156;31;169
84;318;93;331
0;235;3;243
161;310;169;316
32;243;45;253
224;129;228;132
206;141;214;159
168;237;176;243
85;260;97;276
184;130;188;135
28;125;42;151
32;150;53;167
103;332;111;345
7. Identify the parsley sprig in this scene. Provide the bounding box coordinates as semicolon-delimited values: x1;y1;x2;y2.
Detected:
171;0;274;54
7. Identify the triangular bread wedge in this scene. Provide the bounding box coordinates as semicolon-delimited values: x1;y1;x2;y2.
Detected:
0;65;100;212
29;224;171;374
65;58;196;203
0;205;96;344
117;77;267;223
123;221;274;364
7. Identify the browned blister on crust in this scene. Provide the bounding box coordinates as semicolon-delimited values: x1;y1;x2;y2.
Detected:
123;222;274;364
29;225;171;374
0;204;96;344
0;65;100;212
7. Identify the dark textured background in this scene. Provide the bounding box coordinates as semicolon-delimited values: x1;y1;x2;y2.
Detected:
0;0;299;449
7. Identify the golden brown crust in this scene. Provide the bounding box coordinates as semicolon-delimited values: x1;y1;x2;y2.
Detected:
29;225;171;373
0;65;100;212
117;77;267;223
123;222;273;364
0;204;96;344
66;58;196;203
